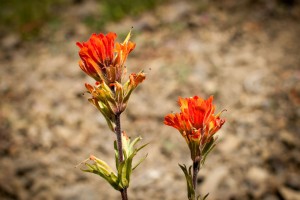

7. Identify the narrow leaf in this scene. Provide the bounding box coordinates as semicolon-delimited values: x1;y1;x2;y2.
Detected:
136;142;150;152
179;164;195;200
132;153;148;171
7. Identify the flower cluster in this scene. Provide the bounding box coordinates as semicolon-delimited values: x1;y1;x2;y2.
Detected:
75;29;227;200
76;31;145;131
164;96;225;161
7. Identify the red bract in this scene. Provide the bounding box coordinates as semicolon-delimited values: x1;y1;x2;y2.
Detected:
76;31;145;130
76;31;136;84
164;96;225;146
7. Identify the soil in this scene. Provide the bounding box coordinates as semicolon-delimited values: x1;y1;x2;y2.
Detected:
1;1;300;200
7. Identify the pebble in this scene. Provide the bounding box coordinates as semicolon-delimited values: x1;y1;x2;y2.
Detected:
279;186;300;200
218;134;241;154
201;166;228;197
247;166;269;184
1;34;20;49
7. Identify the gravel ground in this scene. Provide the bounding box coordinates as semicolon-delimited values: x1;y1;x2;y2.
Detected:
1;1;300;200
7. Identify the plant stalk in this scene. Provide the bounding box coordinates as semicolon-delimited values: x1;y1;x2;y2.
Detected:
120;188;128;200
115;113;128;200
115;113;124;163
192;158;200;198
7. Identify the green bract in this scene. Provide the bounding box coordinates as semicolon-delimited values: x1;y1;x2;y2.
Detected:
81;134;148;191
179;164;210;200
86;71;146;132
179;164;195;200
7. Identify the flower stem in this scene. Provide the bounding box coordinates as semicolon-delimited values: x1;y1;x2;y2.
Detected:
120;188;128;200
192;159;200;198
115;113;128;200
115;113;124;163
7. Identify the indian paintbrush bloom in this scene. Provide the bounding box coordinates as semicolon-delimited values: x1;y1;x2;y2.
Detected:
76;30;147;200
76;31;146;131
165;96;226;200
164;96;225;162
76;31;135;84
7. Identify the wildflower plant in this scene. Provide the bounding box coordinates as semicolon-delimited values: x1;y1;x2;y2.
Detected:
75;29;227;200
76;30;147;200
164;96;226;200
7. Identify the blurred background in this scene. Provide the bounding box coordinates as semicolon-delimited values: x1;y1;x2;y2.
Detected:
0;0;299;199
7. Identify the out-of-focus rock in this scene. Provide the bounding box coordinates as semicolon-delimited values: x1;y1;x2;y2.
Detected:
157;1;192;23
246;166;273;198
247;166;269;184
285;172;300;191
279;186;300;200
201;166;228;197
132;168;162;188
280;130;298;147
1;34;20;49
135;13;160;31
55;183;103;200
218;134;241;154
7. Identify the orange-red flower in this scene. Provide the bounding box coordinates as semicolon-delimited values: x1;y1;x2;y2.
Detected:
76;30;145;131
76;31;136;84
164;96;225;160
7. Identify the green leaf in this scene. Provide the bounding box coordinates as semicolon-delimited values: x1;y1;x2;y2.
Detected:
203;193;210;200
201;137;217;165
122;80;134;103
100;81;116;103
80;134;148;192
122;137;131;160
189;140;200;162
179;164;195;200
197;193;209;200
114;141;120;169
114;82;124;105
125;153;133;184
201;137;215;155
82;161;120;190
95;101;115;132
117;160;128;188
93;157;114;173
115;135;148;189
128;137;141;153
136;142;149;152
132;153;148;171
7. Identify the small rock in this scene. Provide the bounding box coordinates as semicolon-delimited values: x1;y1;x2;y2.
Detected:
246;166;273;198
279;186;300;200
135;13;159;31
285;172;300;191
243;69;268;94
218;134;241;154
133;168;162;188
56;183;99;200
201;166;228;197
247;166;269;184
1;34;20;49
54;126;73;140
280;130;298;148
157;1;192;23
